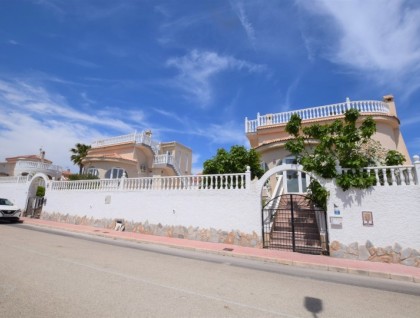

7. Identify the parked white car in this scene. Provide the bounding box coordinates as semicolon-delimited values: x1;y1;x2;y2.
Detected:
0;198;21;222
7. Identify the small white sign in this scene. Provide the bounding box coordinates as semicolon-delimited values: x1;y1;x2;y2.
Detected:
330;216;343;226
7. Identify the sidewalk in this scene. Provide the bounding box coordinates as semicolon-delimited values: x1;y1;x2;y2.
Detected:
21;217;420;284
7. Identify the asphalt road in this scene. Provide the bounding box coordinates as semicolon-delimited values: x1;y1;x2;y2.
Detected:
1;223;419;318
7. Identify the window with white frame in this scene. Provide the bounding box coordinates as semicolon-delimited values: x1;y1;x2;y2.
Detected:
86;167;99;176
105;167;127;179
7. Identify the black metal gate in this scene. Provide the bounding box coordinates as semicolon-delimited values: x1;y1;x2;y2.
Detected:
262;194;329;255
24;196;45;219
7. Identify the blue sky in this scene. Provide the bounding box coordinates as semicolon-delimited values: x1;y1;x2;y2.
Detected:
1;0;420;173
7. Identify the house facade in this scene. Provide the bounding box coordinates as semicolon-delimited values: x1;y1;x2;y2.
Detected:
245;95;411;194
82;130;192;179
0;149;62;180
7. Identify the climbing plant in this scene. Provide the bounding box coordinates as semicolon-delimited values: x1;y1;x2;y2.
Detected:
285;109;405;209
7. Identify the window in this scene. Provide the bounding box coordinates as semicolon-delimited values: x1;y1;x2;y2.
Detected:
105;167;127;179
86;167;99;176
278;156;297;165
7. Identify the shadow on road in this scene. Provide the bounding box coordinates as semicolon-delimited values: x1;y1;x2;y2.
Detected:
304;296;323;318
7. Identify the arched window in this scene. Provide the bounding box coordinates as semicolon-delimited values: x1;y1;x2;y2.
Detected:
105;167;127;179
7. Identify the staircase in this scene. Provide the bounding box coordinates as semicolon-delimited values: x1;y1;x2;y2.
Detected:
268;195;323;255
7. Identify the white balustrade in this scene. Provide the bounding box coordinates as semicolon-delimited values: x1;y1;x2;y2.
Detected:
0;176;30;183
51;179;120;191
341;165;416;186
245;100;390;133
50;172;248;192
91;131;160;153
153;154;174;165
153;154;184;175
14;161;62;172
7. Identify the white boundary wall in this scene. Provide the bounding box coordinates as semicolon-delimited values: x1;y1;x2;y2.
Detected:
42;170;262;236
44;185;261;234
1;160;420;255
326;181;420;249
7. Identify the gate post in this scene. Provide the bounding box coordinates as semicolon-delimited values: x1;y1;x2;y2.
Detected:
245;166;251;188
290;194;296;252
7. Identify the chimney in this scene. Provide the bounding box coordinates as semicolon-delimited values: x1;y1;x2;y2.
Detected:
39;148;45;163
383;94;397;117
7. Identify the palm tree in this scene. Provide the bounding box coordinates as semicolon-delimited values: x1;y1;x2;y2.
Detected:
70;143;91;174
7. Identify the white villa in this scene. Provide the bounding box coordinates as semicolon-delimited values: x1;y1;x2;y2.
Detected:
245;95;410;194
0;149;62;180
82;130;192;179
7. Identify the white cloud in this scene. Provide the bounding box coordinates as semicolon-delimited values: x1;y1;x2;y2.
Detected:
0;79;135;131
0;111;100;172
230;0;256;48
298;0;420;97
196;121;248;146
166;50;265;106
320;0;420;72
0;79;144;171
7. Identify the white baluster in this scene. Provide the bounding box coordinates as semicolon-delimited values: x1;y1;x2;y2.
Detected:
382;168;389;186
408;167;414;184
374;168;379;185
390;168;396;185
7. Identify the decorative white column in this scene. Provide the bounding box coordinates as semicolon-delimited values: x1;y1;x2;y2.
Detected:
297;170;303;193
245;166;251;189
413;155;420;185
119;173;127;190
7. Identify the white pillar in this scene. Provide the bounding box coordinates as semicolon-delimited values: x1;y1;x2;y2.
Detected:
245;166;251;189
297;171;303;193
283;170;288;193
119;173;127;190
413;155;420;185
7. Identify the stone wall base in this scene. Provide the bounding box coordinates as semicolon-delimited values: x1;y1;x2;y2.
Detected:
330;240;420;267
41;212;262;248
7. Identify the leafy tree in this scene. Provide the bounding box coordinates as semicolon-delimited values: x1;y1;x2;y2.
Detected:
384;150;405;166
70;143;91;174
285;109;405;208
203;145;264;179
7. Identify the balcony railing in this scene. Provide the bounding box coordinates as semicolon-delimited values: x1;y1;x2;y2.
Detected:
245;99;390;133
50;172;248;191
153;154;182;175
153;154;174;166
91;131;160;154
14;161;62;178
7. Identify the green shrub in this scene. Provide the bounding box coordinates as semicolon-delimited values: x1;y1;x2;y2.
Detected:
68;174;99;181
